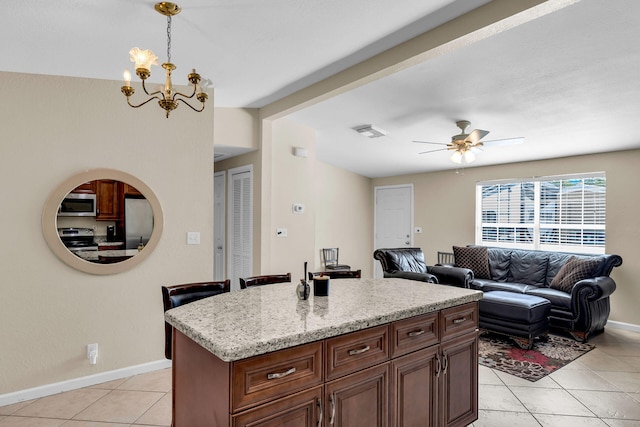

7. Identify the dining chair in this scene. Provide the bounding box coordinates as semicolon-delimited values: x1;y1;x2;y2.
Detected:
437;251;456;265
161;280;230;359
308;269;362;280
321;247;351;270
239;273;291;289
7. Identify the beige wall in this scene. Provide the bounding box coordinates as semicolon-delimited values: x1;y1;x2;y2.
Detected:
214;119;374;280
314;161;373;277
373;150;640;326
0;71;215;394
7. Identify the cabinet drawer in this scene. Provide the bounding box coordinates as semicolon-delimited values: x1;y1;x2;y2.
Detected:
232;342;323;412
232;386;322;427
440;302;478;341
326;325;389;381
391;312;439;358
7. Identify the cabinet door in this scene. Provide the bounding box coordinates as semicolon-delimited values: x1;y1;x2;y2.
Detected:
95;179;120;220
325;363;389;427
439;332;478;427
232;387;322;427
391;346;439;427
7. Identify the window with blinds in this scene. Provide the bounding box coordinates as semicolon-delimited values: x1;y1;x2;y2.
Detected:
476;173;606;253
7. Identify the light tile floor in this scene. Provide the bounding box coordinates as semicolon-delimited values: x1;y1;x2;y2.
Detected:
1;328;639;426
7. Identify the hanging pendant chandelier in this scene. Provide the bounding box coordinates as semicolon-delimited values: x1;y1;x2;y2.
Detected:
120;2;208;118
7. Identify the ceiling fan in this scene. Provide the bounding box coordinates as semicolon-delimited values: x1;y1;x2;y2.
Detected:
413;120;524;164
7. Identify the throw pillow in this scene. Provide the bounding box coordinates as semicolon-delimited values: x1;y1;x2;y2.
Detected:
550;256;601;293
453;246;491;279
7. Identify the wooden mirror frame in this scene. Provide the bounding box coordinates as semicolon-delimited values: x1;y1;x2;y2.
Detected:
42;168;164;275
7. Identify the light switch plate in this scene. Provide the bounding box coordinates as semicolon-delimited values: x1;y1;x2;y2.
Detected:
276;228;288;237
414;227;423;234
187;231;201;245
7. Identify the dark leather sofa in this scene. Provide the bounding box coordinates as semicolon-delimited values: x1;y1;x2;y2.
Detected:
459;246;622;341
373;246;622;342
373;247;473;288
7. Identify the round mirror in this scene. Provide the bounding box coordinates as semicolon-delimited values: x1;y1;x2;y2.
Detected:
42;169;164;275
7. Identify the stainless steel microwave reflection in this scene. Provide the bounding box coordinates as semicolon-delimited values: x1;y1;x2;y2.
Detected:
58;193;97;217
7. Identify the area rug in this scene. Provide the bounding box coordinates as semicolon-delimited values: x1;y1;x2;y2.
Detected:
478;332;595;381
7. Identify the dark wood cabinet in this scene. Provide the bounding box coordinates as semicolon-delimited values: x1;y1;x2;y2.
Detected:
95;179;120;220
326;363;389;427
123;183;143;197
232;387;322;427
390;305;478;427
439;333;478;427
171;302;478;427
391;346;439;427
71;182;95;193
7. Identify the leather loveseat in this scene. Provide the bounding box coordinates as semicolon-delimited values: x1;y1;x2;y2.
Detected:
452;245;622;342
373;247;474;288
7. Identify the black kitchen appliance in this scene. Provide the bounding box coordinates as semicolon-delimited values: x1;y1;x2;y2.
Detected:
106;225;115;242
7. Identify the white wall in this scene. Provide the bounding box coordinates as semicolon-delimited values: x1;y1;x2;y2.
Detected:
0;72;215;394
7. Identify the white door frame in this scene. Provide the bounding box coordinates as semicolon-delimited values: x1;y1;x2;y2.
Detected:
213;171;226;281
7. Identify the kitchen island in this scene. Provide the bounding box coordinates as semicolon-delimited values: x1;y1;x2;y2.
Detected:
165;278;483;427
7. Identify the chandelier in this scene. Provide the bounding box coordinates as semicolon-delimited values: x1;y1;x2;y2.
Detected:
121;2;207;118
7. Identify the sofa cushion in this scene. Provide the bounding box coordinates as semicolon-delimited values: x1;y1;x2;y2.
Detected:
508;250;548;287
453;246;490;279
487;248;511;281
550;256;601;293
525;287;572;310
471;279;530;294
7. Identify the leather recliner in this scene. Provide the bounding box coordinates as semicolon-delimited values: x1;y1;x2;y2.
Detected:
373;247;474;288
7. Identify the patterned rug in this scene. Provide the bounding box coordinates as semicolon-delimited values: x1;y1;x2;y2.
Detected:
478;332;595;381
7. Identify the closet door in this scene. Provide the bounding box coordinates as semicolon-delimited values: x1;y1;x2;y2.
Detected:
228;165;253;291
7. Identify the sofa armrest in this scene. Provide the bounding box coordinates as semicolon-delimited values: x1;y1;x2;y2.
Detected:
427;265;474;288
383;271;439;284
571;276;617;301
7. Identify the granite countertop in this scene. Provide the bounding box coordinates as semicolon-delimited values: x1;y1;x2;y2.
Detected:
73;249;139;262
165;278;482;362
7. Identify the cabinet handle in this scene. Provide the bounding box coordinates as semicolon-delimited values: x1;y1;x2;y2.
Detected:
442;353;449;375
453;317;467;324
266;367;296;380
435;352;441;378
408;329;425;337
317;398;323;427
329;393;335;425
348;345;370;356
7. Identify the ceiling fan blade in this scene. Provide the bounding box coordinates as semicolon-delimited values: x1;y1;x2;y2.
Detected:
412;140;448;146
465;129;489;144
482;137;525;147
418;148;449;155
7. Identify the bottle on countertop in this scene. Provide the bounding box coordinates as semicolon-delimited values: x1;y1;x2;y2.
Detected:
137;236;144;252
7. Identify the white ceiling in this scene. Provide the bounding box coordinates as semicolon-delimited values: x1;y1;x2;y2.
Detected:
3;0;640;177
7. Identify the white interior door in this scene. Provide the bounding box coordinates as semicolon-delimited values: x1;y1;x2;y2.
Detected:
213;171;226;281
374;185;413;278
228;165;253;291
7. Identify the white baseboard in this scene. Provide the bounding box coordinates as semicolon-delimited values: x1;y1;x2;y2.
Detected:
0;359;171;407
606;320;640;333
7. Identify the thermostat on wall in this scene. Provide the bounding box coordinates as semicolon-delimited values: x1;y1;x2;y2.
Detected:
292;203;305;214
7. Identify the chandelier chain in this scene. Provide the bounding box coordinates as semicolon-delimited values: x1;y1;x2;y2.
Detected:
166;15;172;63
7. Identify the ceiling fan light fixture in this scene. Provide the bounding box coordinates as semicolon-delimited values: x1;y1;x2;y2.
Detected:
353;124;387;138
463;149;475;163
450;150;463;164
